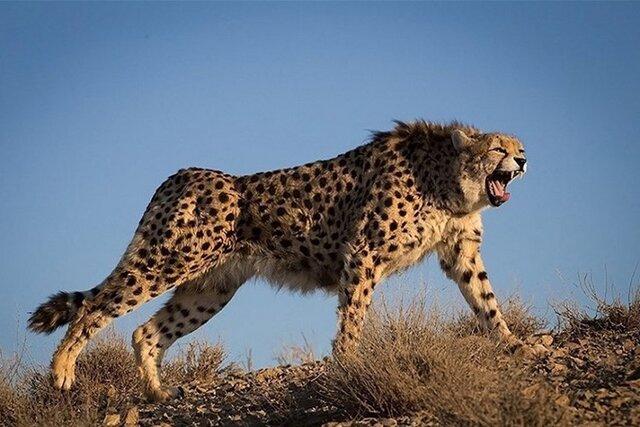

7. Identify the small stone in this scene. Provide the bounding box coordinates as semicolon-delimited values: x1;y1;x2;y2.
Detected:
124;407;139;426
522;384;541;398
551;363;568;375
537;334;554;347
103;413;120;426
568;356;585;367
555;395;570;406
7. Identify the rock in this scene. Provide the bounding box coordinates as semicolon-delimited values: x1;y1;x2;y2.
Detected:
522;384;541;398
103;413;120;426
124;407;139;426
555;395;570;406
551;363;568;375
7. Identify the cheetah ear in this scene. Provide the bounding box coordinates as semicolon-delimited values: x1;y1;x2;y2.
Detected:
451;129;472;152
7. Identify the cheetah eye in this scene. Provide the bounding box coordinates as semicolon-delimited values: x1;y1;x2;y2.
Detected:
490;147;507;154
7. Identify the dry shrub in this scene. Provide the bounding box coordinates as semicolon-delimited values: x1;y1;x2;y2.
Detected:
321;295;568;426
555;273;640;334
275;335;316;366
0;356;24;426
448;295;547;339
1;331;227;426
163;340;226;385
2;330;139;426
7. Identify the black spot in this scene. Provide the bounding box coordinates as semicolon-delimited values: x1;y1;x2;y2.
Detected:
478;271;488;280
73;292;84;305
281;239;292;248
462;271;472;283
482;292;495;300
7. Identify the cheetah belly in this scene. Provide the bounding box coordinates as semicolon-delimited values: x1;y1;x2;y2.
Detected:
248;254;339;294
382;239;433;278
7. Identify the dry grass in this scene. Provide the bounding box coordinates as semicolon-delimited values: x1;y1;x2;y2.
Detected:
0;331;226;426
275;335;316;366
554;272;640;335
3;277;638;426
320;295;570;425
447;295;548;339
163;340;226;385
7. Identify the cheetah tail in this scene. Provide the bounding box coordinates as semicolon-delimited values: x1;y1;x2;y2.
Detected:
28;290;90;334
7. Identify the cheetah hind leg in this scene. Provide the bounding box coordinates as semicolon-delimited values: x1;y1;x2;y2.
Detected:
132;274;246;402
50;273;162;391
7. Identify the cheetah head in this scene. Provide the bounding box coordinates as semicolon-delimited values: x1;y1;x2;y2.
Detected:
451;129;527;208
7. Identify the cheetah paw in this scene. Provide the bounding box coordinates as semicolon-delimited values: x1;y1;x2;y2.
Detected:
51;361;76;390
146;385;185;403
515;343;551;359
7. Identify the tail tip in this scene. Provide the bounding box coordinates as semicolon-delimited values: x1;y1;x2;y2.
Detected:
28;291;78;334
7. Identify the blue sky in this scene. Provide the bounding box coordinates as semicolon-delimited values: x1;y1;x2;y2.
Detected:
1;2;639;368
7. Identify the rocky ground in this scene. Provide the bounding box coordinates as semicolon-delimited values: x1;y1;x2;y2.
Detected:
125;321;639;426
4;297;638;426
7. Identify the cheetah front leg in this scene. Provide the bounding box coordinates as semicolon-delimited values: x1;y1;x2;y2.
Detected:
437;227;519;348
333;260;379;355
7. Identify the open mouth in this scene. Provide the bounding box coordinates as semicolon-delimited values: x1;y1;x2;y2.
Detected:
486;170;517;207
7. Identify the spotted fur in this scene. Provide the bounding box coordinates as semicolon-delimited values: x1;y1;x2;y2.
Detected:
29;120;529;402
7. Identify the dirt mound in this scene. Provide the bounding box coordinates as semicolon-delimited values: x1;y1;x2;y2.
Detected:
131;333;638;426
133;299;640;426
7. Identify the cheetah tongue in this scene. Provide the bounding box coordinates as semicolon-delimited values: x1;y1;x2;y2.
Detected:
489;180;511;202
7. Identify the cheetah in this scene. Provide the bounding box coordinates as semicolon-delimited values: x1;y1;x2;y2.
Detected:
29;120;535;402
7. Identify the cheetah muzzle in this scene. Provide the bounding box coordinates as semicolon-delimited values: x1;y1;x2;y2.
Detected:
486;169;519;207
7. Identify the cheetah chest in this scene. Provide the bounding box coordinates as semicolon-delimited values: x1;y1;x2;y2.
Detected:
381;215;446;277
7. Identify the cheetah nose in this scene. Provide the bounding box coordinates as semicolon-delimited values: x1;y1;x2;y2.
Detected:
514;157;527;170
